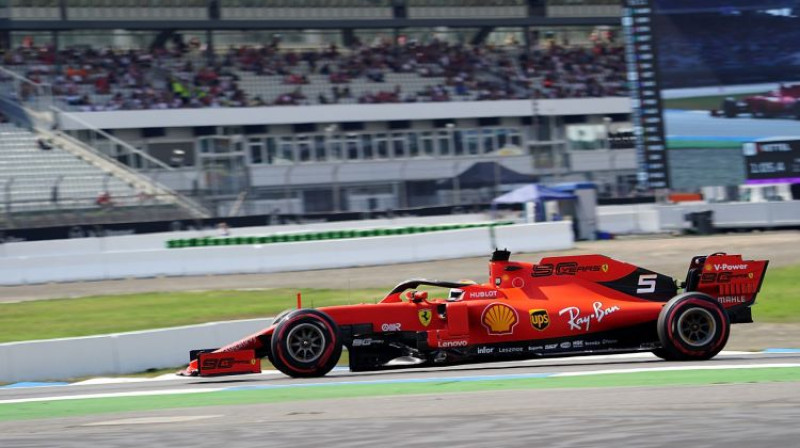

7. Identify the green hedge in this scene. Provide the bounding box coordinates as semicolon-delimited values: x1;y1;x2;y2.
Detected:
166;221;515;249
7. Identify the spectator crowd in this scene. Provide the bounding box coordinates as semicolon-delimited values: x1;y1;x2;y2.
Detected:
2;37;628;111
656;13;800;88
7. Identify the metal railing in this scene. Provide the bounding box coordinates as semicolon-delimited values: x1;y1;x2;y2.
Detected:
0;65;212;220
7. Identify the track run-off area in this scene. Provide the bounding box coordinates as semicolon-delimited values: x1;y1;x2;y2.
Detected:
1;351;799;447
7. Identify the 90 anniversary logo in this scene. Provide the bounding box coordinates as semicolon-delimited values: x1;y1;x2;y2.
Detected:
533;262;609;277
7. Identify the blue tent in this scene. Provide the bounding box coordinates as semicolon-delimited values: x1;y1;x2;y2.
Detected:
491;184;577;204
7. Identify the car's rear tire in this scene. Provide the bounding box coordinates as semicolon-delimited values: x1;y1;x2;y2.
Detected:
722;98;738;118
270;309;342;378
656;292;729;361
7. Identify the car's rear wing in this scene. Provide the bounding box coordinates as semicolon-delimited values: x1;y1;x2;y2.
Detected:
684;253;769;323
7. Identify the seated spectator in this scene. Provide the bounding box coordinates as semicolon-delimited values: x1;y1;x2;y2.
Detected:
37;138;53;150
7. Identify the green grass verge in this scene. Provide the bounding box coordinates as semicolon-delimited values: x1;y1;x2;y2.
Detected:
667;140;744;150
0;289;385;343
0;367;798;421
753;263;800;323
663;91;769;111
0;264;798;344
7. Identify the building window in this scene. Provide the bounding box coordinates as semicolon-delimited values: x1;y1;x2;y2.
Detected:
482;128;495;154
346;134;360;160
314;135;326;161
375;133;389;159
453;130;464;156
438;130;451;156
391;132;406;158
362;134;374;159
297;135;312;162
248;138;263;164
265;137;276;164
408;132;420;158
279;136;294;163
328;134;343;161
465;129;480;155
421;131;435;157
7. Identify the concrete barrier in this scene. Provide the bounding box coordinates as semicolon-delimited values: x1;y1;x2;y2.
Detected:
597;201;800;234
596;204;661;234
0;318;275;383
0;222;574;286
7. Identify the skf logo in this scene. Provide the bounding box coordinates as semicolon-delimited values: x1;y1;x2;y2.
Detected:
529;309;550;331
601;264;609;273
418;309;432;327
481;303;519;335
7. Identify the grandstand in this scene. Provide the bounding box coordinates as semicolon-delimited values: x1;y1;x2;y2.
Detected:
0;0;638;230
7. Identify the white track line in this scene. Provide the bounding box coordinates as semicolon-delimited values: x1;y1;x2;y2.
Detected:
2;361;799;406
553;363;800;377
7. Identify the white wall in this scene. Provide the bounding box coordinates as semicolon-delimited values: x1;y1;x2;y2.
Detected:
596;204;662;234
58;98;630;131
0;319;274;383
596;201;800;234
0;221;575;285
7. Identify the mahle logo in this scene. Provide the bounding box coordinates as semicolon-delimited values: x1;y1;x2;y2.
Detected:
529;309;550;331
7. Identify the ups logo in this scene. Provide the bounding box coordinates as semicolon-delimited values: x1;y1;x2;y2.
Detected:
529;309;550;331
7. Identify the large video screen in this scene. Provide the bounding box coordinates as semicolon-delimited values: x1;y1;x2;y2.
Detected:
634;0;800;189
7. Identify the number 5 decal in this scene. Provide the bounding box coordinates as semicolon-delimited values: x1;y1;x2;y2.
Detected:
636;274;657;294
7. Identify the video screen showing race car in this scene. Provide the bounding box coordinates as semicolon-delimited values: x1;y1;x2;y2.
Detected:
651;0;800;189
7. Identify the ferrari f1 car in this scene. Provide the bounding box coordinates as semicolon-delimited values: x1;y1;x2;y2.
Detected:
179;250;768;378
717;84;800;119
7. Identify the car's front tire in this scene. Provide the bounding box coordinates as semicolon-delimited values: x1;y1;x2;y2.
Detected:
656;292;729;361
270;309;342;378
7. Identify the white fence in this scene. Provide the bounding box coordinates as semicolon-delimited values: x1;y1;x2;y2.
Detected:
0;221;575;285
596;201;800;234
0;318;275;383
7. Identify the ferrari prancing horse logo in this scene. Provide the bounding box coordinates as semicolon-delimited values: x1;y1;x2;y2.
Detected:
418;309;432;327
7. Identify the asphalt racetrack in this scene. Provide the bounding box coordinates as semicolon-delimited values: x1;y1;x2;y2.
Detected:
666;109;800;141
1;351;799;447
1;232;799;446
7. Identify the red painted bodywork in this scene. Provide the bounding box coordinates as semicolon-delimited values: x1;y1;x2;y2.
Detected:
180;252;768;376
744;84;800;116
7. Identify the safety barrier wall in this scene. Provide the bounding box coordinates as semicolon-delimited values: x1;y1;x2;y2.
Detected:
0;213;489;257
596;204;661;234
0;221;575;285
596;201;800;234
0;318;275;383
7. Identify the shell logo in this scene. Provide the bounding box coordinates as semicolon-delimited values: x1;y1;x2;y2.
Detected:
481;303;519;335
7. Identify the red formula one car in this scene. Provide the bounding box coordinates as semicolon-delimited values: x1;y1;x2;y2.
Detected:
718;84;800;119
180;250;768;378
